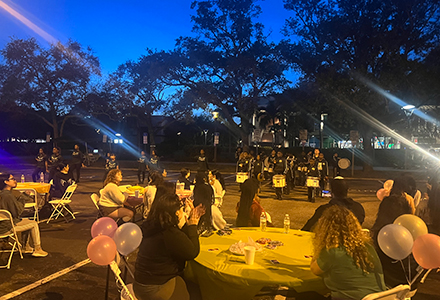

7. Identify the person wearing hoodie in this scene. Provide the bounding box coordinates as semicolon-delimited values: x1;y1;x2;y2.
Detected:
301;177;365;232
134;193;205;300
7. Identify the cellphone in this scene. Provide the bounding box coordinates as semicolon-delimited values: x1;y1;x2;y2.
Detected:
270;259;280;265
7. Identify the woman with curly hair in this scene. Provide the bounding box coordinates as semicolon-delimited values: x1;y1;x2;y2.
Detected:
99;169;133;222
310;205;386;300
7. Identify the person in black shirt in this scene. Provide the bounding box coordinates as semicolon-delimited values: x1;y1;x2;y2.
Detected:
177;168;193;190
70;144;84;183
103;154;119;182
32;148;47;182
134;193;205;300
137;151;148;184
317;153;329;194
196;149;209;172
46;147;63;181
302;177;365;231
273;151;287;200
307;158;320;202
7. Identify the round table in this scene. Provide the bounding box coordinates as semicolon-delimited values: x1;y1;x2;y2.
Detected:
16;182;51;194
185;227;328;300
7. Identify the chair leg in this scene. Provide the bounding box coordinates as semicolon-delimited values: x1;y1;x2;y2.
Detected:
47;203;63;223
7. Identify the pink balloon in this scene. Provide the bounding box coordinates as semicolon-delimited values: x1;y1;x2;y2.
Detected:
412;234;440;269
376;188;386;201
87;235;117;266
91;217;118;238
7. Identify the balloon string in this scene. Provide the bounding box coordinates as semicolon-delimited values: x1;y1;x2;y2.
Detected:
399;260;411;285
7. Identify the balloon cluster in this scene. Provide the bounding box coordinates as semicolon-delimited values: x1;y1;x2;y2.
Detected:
87;217;143;265
378;214;440;269
376;180;393;201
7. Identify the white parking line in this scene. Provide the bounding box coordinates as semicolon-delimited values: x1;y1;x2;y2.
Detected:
0;259;91;300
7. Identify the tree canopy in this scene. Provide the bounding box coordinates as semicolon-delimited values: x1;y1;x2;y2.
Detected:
0;38;100;138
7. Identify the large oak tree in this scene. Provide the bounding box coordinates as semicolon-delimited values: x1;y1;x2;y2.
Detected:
0;38;100;139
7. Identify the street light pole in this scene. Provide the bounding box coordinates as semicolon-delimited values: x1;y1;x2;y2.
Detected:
213;112;219;162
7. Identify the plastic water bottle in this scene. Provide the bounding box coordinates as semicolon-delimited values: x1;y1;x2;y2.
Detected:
284;214;290;234
40;172;44;183
21;174;25;183
260;212;267;232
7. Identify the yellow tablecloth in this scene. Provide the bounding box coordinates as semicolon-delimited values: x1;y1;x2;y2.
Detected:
16;182;51;194
118;185;144;196
185;228;328;300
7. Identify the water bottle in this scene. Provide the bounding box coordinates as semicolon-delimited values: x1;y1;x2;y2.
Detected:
260;212;267;232
40;172;44;183
21;174;25;183
284;214;290;234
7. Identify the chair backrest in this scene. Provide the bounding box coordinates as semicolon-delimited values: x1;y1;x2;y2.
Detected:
0;209;13;223
0;209;17;237
61;184;77;201
90;193;100;210
362;285;411;300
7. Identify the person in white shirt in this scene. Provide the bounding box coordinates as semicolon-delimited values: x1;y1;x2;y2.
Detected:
208;170;223;197
99;169;133;222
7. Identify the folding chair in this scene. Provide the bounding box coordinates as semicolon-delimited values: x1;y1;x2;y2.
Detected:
90;193;103;218
15;188;39;222
0;210;23;269
362;284;411;300
47;184;77;223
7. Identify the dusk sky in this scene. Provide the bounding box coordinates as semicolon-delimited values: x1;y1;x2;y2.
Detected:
0;0;292;74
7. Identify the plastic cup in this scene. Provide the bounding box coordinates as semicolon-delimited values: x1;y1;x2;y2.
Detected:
244;246;256;265
189;185;195;191
135;190;140;198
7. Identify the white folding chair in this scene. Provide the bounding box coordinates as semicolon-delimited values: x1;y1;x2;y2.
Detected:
47;184;77;223
362;285;411;300
90;193;103;218
15;188;39;222
0;210;23;269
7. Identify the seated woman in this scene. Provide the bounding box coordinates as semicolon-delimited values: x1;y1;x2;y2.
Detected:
51;163;74;198
143;171;164;218
177;168;193;190
134;193;205;300
99;169;133;222
236;194;272;227
371;192;418;289
310;205;386;300
236;176;272;227
193;172;214;232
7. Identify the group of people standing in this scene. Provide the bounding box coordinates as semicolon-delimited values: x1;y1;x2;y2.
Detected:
234;147;340;202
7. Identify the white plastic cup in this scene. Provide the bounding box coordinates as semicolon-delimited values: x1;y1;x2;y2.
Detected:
189;185;195;191
244;246;256;265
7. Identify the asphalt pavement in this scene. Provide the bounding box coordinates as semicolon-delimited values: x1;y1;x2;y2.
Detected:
0;161;439;300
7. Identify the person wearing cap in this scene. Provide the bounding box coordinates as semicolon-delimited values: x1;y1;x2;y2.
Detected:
302;177;365;232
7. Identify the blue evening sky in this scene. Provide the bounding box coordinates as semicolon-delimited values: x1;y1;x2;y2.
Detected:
0;0;293;74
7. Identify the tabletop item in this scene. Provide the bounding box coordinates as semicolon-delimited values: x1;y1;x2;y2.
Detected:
229;236;263;255
185;228;328;300
244;246;256;265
